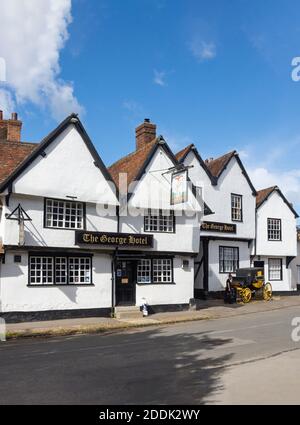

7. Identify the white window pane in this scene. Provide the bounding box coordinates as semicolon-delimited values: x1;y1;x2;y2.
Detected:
45;199;84;230
144;209;174;233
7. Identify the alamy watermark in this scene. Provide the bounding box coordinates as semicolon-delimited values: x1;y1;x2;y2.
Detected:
0;57;6;82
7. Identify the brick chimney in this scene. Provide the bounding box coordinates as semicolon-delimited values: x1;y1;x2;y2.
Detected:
0;111;22;142
135;118;156;150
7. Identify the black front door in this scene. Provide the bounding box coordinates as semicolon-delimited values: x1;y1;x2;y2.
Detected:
116;260;136;305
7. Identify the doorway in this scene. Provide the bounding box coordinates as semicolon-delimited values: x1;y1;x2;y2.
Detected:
116;260;136;305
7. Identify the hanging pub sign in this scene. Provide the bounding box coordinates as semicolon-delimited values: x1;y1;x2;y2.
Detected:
171;169;188;205
75;231;153;248
201;221;237;234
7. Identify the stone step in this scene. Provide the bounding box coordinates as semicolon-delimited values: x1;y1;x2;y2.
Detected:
114;306;143;319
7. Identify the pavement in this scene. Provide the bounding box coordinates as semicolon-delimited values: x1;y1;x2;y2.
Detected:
4;295;300;340
1;303;300;404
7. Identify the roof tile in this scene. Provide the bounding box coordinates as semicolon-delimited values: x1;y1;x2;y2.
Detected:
0;141;38;185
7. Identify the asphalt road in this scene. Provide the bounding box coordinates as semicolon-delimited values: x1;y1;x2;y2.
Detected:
1;306;300;404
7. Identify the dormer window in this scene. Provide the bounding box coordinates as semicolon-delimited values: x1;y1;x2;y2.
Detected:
144;209;175;233
231;194;243;222
44;198;85;230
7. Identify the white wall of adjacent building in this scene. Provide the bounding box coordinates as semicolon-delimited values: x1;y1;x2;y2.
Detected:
253;190;297;291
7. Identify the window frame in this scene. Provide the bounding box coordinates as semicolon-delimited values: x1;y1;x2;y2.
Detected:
219;246;240;274
231;193;243;222
136;257;174;285
28;252;93;286
267;218;282;241
268;258;283;281
43;197;86;231
144;209;176;233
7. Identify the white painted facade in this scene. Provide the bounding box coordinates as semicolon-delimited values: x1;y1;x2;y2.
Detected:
118;144;201;307
253;190;298;291
181;149;256;292
0;118;201;321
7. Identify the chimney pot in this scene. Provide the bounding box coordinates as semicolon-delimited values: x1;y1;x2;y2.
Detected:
11;112;18;120
0;110;3;120
135;119;156;150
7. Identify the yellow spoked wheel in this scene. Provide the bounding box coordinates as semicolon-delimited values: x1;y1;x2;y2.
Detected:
263;282;272;301
241;287;252;303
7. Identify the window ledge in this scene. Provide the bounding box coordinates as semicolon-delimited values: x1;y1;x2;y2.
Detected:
136;282;176;285
27;284;95;287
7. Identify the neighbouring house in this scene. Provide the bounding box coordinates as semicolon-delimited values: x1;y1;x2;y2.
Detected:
177;145;257;296
254;186;298;292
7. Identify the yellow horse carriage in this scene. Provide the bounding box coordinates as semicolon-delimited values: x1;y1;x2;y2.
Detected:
231;267;272;303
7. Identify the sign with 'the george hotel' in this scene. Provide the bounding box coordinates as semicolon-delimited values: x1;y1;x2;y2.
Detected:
200;221;237;234
75;231;154;248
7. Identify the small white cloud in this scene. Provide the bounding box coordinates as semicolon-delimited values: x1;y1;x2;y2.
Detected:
153;69;166;86
249;166;300;206
189;39;216;62
0;89;15;115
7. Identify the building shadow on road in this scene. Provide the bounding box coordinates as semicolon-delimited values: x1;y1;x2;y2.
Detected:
0;327;234;405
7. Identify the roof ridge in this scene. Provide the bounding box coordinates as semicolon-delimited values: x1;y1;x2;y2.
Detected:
256;185;278;194
109;138;157;169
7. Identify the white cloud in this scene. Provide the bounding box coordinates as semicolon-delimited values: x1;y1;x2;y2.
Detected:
0;0;83;121
0;89;15;116
248;166;300;205
189;39;216;62
153;70;166;86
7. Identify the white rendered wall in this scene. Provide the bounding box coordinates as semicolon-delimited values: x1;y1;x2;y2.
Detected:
255;191;297;257
207;240;251;291
10;125;118;206
252;256;294;292
0;251;112;312
135;256;194;306
3;194;118;248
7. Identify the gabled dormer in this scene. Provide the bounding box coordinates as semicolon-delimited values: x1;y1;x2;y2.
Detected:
0;112;118;248
109;120;202;253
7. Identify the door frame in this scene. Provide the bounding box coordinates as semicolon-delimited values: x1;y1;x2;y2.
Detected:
115;260;136;306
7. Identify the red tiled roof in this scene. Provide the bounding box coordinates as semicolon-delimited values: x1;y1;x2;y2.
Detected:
256;186;277;207
205;151;236;178
108;139;157;189
0;140;38;185
175;144;193;162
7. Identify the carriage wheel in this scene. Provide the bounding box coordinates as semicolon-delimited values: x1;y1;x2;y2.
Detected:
241;287;252;303
263;282;272;301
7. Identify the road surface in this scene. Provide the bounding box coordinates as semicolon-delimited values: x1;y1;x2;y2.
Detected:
1;305;300;404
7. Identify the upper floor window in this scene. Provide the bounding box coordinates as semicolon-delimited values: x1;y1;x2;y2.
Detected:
267;218;281;241
144;209;175;233
45;198;84;229
231;194;243;222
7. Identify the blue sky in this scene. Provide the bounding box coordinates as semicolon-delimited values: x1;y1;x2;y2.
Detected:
1;0;300;208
